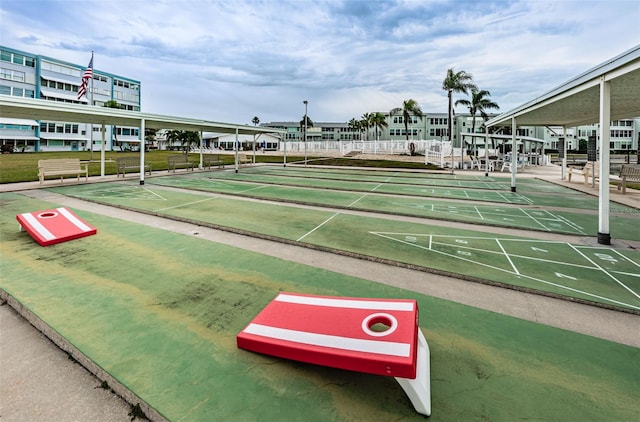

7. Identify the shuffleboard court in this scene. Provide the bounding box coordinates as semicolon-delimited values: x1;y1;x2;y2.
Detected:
194;166;638;211
3;192;638;421
145;173;640;239
49;182;640;311
245;166;580;193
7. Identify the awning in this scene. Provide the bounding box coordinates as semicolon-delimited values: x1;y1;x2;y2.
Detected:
40;88;88;103
40;71;80;86
39;133;90;141
0;118;39;126
0;135;39;141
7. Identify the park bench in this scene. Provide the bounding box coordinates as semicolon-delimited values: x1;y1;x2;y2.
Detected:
568;161;599;184
38;158;88;184
168;155;195;172
616;164;640;194
238;154;253;165
116;157;152;177
201;154;225;169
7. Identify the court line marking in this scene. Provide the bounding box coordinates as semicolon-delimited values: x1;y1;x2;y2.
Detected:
347;194;368;208
519;208;550;231
474;206;484;220
239;184;271;194
496;239;519;274
154;196;217;212
76;185;168;201
297;212;340;242
569;244;640;300
610;249;640;268
369;232;640;309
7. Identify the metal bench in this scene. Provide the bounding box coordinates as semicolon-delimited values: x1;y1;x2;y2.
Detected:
116;157;152;177
617;164;640;194
38;159;88;184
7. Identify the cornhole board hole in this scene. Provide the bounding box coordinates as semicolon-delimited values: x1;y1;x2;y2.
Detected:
16;207;97;247
237;292;431;416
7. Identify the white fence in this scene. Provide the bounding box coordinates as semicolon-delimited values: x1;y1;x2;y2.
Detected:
280;139;446;156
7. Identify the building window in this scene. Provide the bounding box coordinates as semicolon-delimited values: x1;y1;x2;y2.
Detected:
0;68;25;82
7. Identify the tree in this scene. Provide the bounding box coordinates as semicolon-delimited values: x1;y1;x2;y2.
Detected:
252;116;260;126
103;100;121;154
299;114;314;142
347;118;362;140
165;130;200;155
369;112;388;142
442;68;476;146
390;99;423;146
360;113;372;141
455;88;499;156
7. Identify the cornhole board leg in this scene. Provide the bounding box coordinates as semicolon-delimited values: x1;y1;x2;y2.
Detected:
395;330;431;416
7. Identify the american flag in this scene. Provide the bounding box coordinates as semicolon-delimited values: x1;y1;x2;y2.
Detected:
77;55;93;100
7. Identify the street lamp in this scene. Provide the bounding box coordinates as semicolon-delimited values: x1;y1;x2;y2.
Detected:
303;100;308;167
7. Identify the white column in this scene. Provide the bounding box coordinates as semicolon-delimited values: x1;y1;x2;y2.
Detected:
511;118;517;192
484;129;489;177
100;122;106;177
561;128;567;180
199;131;203;169
234;128;239;173
139;119;145;185
598;76;611;245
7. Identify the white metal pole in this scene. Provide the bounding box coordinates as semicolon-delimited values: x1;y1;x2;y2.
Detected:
235;127;239;173
304;100;308;167
511;118;517;192
139;118;145;185
598;76;611;245
484;128;489;177
100;122;105;176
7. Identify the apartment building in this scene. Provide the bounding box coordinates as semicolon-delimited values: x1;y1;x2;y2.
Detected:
0;46;141;152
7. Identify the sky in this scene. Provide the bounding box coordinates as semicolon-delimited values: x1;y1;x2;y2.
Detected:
1;0;639;126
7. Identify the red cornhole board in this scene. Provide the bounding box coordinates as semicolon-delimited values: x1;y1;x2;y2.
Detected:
16;207;97;246
237;292;431;416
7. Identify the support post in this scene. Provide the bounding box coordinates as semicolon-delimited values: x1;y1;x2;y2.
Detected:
139;118;145;185
598;76;611;245
510;117;517;192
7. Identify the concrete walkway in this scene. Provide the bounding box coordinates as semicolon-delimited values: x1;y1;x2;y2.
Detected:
1;163;639;421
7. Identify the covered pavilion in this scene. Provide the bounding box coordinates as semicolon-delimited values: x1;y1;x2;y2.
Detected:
485;45;640;244
0;95;285;180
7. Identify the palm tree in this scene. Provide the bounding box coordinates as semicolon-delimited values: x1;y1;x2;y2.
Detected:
369;112;388;142
442;69;475;144
252;116;260;126
347;117;361;140
455;89;499;156
369;111;389;154
360;113;372;141
390;99;423;144
442;68;475;171
166;130;181;150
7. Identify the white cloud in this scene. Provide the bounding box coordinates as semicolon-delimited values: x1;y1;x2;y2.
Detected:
1;0;638;124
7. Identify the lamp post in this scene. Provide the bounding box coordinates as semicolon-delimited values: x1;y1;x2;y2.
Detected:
303;100;308;167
